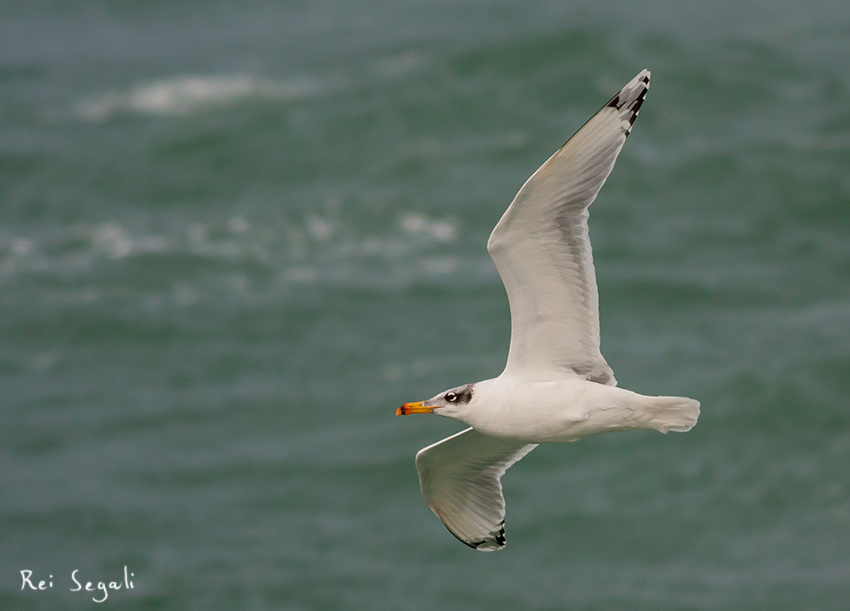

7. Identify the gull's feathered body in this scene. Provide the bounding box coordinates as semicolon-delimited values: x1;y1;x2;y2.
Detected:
397;70;700;551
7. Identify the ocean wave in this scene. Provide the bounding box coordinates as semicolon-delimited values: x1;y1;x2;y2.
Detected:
74;75;321;121
0;210;472;300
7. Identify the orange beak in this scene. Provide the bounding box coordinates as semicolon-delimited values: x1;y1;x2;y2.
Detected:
396;401;433;416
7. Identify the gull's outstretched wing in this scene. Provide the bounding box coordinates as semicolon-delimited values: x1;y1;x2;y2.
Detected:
415;428;537;551
488;70;650;385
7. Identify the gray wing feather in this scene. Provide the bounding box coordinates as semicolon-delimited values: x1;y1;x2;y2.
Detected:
488;70;650;384
415;428;537;551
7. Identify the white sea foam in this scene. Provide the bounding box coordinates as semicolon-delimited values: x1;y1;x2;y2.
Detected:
399;213;457;243
75;75;320;121
92;223;134;259
1;209;474;299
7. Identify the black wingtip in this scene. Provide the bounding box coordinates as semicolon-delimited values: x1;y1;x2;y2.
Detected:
464;521;507;551
494;526;507;547
609;70;651;136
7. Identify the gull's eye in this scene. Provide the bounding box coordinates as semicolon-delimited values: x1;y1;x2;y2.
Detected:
445;392;458;403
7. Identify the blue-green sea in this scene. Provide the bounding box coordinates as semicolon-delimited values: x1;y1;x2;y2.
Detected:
2;1;849;609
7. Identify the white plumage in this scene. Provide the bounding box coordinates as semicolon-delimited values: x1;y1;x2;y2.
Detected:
397;70;700;551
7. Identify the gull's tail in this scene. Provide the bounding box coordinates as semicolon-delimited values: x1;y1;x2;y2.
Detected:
645;396;700;433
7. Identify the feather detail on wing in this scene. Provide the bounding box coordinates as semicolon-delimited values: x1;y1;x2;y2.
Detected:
415;428;537;551
487;70;650;385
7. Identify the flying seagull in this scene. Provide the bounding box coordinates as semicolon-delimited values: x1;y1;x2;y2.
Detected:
396;70;700;551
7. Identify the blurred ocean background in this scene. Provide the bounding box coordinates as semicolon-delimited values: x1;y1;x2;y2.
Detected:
2;1;849;609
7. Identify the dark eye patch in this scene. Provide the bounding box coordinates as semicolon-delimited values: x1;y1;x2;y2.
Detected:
445;385;473;404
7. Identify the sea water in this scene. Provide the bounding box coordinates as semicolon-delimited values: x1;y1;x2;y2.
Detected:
2;1;849;608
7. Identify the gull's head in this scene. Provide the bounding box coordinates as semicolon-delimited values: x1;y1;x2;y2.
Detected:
396;383;475;421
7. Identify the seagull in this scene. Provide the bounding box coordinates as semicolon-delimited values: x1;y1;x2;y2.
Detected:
396;70;700;551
